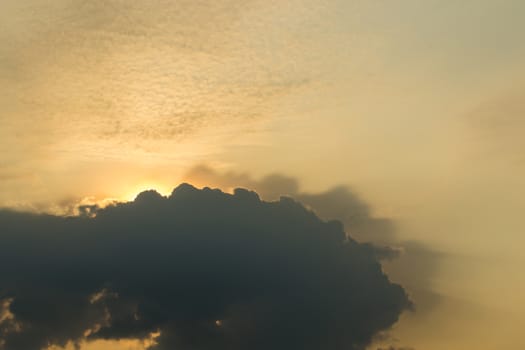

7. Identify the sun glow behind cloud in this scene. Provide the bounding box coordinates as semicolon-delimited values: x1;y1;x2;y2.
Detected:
45;331;160;350
1;1;525;349
121;183;173;202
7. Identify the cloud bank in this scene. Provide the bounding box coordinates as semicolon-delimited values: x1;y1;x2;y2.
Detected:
185;165;444;319
0;184;410;350
187;167;441;269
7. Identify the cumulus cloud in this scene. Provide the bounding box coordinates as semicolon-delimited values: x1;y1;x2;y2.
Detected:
185;166;396;244
0;184;411;350
185;165;445;313
186;165;439;255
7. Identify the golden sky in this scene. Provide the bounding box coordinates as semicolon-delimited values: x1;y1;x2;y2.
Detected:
1;1;525;349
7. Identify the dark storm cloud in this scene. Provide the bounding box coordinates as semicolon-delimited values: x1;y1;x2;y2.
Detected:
186;166;396;244
187;166;394;237
290;185;444;312
185;166;445;314
0;184;411;350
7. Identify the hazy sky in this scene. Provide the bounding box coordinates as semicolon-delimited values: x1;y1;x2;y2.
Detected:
1;1;524;349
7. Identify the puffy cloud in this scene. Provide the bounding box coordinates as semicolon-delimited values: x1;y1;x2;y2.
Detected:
0;184;411;350
184;165;445;316
185;166;396;244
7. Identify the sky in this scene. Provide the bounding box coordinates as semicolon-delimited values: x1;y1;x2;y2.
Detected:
1;1;524;349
